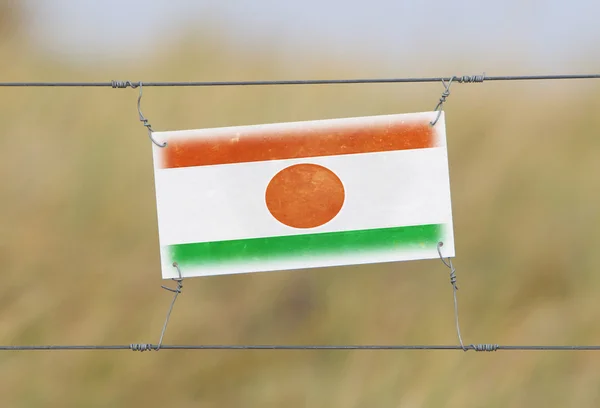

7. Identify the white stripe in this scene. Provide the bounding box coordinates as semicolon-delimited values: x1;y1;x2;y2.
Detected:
152;147;453;247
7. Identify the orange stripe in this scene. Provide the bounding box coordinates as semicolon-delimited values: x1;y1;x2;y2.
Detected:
160;120;435;169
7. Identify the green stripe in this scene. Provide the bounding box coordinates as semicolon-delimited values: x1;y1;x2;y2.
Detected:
168;224;444;267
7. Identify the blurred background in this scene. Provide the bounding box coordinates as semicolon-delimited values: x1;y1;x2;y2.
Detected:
1;0;600;406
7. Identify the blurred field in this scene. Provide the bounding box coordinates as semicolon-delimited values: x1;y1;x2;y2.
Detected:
2;4;600;407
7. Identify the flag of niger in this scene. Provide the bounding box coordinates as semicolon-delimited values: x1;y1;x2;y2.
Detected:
151;111;454;279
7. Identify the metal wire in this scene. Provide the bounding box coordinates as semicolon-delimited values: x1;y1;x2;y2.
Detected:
1;344;600;351
135;82;166;147
436;242;467;351
0;73;599;87
156;262;184;350
430;77;453;126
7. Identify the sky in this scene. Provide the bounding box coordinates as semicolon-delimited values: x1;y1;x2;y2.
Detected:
21;0;600;72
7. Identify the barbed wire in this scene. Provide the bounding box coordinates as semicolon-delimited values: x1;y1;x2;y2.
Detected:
1;344;600;352
0;73;598;88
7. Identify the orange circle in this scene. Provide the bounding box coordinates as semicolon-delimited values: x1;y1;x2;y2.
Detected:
265;163;345;229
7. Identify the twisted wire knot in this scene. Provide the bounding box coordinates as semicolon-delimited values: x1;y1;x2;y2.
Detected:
430;78;454;126
111;80;139;89
455;74;486;83
439;88;450;102
437;242;458;290
470;344;499;352
139;115;153;133
130;343;156;352
448;263;458;290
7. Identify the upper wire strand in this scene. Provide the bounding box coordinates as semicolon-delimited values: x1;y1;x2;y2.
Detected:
1;73;598;87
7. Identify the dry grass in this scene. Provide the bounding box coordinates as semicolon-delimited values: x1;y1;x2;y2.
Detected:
1;12;600;407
